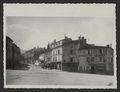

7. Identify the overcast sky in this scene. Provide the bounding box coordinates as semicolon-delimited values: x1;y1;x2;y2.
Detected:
6;17;115;51
4;4;116;51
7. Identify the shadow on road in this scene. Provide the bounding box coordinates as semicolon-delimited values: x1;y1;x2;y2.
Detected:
12;63;30;70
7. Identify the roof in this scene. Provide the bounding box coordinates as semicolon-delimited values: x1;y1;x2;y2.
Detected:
79;44;113;50
63;40;79;45
6;36;13;42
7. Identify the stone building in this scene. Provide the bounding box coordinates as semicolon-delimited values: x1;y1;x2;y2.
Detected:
23;48;35;64
77;44;114;75
6;36;14;68
61;36;87;72
48;35;87;71
23;47;46;64
12;43;21;65
6;36;21;69
38;35;114;75
49;39;63;69
39;44;52;68
44;44;52;65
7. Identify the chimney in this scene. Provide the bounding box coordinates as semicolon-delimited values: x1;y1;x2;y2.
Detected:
78;35;82;40
54;39;56;43
107;44;112;48
106;44;110;48
82;37;84;40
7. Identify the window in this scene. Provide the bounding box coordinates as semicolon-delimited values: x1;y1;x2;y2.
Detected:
58;42;60;45
58;50;60;54
87;57;90;62
53;58;54;62
70;57;74;62
53;51;55;56
103;59;106;63
56;51;57;55
99;57;102;62
88;50;90;54
56;57;57;62
70;50;73;54
91;57;94;62
63;60;66;62
99;49;102;54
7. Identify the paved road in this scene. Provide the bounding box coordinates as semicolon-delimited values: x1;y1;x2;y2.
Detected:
6;65;115;86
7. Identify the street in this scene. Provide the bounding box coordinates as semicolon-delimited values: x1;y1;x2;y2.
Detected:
6;65;114;86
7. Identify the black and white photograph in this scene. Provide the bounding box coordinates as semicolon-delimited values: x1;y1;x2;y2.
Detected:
3;4;117;88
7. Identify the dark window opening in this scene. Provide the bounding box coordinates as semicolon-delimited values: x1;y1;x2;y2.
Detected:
56;51;57;55
99;57;102;62
70;57;74;62
58;50;60;54
63;60;66;62
103;59;106;63
70;50;73;54
88;50;90;54
99;49;102;54
91;57;94;62
87;57;90;62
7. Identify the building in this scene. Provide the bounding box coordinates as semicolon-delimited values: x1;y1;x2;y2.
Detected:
77;44;114;75
50;39;63;69
39;45;52;68
23;47;46;64
6;36;14;68
6;36;21;69
38;35;114;75
12;43;21;66
44;43;52;64
23;48;35;64
61;36;87;72
48;35;87;71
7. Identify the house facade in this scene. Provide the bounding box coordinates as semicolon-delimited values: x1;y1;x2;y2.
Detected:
49;39;63;69
23;49;35;64
38;35;114;75
61;36;87;72
77;44;114;75
46;35;87;71
6;36;21;69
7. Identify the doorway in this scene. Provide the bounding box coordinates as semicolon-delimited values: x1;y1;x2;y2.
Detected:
91;66;95;73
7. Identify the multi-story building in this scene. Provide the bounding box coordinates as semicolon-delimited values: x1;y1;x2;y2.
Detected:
23;47;46;64
38;35;114;75
6;36;21;69
49;39;63;69
61;36;87;71
23;48;35;64
6;36;14;68
44;44;52;64
12;43;21;65
49;35;87;71
77;44;114;75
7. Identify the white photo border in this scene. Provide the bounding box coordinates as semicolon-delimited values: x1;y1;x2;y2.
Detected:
3;3;117;89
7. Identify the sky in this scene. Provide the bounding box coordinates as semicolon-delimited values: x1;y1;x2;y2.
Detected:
6;17;116;51
4;4;116;51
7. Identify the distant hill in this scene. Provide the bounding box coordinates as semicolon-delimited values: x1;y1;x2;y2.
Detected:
22;47;46;60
